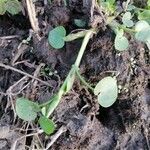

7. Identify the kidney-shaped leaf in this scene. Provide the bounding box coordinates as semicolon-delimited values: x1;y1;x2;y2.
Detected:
135;29;150;42
38;116;55;135
5;0;22;15
135;21;150;32
134;21;150;43
122;12;134;27
94;77;118;108
48;26;66;49
115;34;129;51
16;97;40;121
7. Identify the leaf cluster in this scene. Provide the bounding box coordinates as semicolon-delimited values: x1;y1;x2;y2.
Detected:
16;98;55;135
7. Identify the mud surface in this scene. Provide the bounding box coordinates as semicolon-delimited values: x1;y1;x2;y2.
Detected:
0;0;149;149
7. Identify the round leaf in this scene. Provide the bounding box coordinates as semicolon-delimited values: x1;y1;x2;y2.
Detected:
115;35;129;51
48;26;66;49
94;77;117;95
38;116;55;135
138;10;150;23
0;0;6;15
94;77;118;108
135;28;150;42
98;89;117;107
74;19;86;27
135;21;150;32
16;98;40;121
122;12;134;27
5;0;22;15
126;4;136;11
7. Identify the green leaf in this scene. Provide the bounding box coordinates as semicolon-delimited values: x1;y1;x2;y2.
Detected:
138;10;150;23
115;34;129;51
107;0;115;5
5;0;21;15
135;21;150;43
126;4;136;11
48;26;66;49
74;19;86;27
135;28;150;42
147;0;150;8
94;77;118;108
122;12;134;27
16;97;40;121
135;20;150;32
38;116;55;135
0;0;6;15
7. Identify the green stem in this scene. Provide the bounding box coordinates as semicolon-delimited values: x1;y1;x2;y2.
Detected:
63;30;88;42
118;24;136;33
109;20;136;34
75;67;94;91
41;29;95;117
75;29;96;67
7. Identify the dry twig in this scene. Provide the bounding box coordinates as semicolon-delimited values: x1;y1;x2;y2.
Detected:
0;63;52;87
26;0;39;33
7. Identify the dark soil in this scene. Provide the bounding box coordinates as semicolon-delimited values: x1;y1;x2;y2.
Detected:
0;0;149;150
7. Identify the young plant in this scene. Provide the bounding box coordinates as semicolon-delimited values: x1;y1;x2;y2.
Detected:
16;26;118;135
0;0;21;15
16;0;150;135
101;0;150;51
98;0;116;15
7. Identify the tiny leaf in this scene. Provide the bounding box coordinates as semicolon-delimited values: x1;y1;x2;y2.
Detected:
16;98;40;121
5;0;21;15
135;20;150;32
48;26;66;49
94;77;118;108
135;28;150;42
74;19;86;27
126;4;136;11
115;34;129;51
122;12;134;27
38;116;55;135
138;10;150;23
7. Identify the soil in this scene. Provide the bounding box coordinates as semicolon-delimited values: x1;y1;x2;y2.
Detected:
0;0;149;150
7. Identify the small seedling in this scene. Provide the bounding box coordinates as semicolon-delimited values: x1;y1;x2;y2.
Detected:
48;26;89;49
16;0;150;135
16;26;118;134
0;0;21;15
122;12;134;27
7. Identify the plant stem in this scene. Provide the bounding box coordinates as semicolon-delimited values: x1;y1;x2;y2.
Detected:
63;30;88;42
75;29;96;67
75;67;94;91
41;29;95;117
109;20;136;34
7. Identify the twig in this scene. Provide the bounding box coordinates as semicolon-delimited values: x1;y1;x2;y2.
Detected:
0;35;20;40
0;63;52;87
10;130;43;150
45;126;67;150
26;0;39;33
